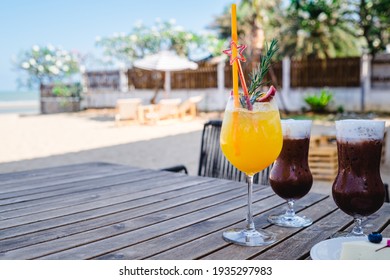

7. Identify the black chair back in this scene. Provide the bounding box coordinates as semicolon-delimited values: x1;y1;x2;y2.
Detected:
197;120;272;185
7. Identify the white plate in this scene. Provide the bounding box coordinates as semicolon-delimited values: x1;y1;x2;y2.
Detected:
310;237;366;260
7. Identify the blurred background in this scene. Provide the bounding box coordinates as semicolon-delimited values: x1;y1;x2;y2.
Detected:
0;0;389;190
1;0;389;114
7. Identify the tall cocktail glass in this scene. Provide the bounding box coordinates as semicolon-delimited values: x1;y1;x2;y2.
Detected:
268;120;313;227
220;95;283;246
332;119;386;237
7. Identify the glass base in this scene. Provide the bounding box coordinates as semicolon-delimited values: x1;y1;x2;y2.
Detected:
268;214;312;228
331;230;366;238
222;228;276;246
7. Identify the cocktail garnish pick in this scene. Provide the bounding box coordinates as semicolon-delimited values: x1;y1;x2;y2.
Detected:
223;41;247;65
375;239;390;252
223;41;252;110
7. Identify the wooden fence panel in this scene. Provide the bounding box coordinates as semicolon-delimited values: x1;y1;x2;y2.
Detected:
224;61;283;90
372;54;390;88
171;66;218;89
90;57;366;91
290;57;360;87
85;71;121;90
128;66;218;89
128;69;163;89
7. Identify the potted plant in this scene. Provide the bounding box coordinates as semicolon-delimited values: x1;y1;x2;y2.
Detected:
304;89;333;113
16;44;81;113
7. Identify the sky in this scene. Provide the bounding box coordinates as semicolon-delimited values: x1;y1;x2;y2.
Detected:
0;0;233;91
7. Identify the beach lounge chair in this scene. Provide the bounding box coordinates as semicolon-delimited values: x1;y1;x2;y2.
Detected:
144;98;182;122
179;95;203;119
115;98;142;124
162;120;273;185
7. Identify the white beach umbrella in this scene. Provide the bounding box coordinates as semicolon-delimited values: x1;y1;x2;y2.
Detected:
133;50;198;93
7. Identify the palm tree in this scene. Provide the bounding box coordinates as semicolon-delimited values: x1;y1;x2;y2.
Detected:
280;0;361;59
210;0;284;63
211;0;289;111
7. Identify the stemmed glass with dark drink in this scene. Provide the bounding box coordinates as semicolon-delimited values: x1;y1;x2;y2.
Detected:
332;119;386;237
268;120;314;227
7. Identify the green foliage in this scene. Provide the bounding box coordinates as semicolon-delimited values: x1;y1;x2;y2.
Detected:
212;0;390;59
16;45;80;88
211;0;285;59
304;89;333;112
249;39;279;100
348;0;390;56
52;83;82;98
280;0;360;59
95;19;224;64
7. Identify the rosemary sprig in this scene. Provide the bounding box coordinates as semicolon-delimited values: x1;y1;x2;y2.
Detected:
248;39;279;103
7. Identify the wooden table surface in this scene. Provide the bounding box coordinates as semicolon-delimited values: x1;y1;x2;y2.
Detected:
0;162;389;260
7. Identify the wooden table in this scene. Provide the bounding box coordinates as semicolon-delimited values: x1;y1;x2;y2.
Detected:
0;162;389;260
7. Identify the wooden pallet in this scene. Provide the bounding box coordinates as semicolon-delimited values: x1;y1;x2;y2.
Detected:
382;130;387;164
309;144;338;181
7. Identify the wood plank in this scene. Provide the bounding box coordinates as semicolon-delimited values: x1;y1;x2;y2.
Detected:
0;170;186;213
311;167;337;173
0;168;165;206
31;187;277;260
0;170;173;215
100;193;325;260
199;194;332;260
1;182;270;259
0;170;156;211
0;175;213;236
309;162;337;168
2;163;384;260
380;218;390;236
0;178;234;254
256;203;390;260
342;203;390;235
311;174;336;181
0;162;121;183
0;163;137;196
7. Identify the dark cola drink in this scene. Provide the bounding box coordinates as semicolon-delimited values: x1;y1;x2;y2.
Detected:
332;119;386;236
270;137;313;200
268;120;313;228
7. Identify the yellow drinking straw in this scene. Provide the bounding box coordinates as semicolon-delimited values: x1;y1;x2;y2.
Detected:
230;4;240;155
231;4;239;108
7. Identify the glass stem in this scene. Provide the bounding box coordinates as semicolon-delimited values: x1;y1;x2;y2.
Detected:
285;199;295;218
246;175;255;231
352;217;364;235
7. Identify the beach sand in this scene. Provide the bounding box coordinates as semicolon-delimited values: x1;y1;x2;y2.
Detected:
0;110;207;174
1;110;390;196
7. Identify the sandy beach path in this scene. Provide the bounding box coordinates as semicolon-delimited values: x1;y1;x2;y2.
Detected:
0;111;206;174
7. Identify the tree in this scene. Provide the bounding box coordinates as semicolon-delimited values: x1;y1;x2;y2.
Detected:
210;0;284;61
95;19;223;65
348;0;390;56
280;0;361;59
96;18;224;104
16;45;79;88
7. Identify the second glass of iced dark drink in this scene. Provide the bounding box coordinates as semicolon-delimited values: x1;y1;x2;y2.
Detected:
268;120;313;227
332;119;386;236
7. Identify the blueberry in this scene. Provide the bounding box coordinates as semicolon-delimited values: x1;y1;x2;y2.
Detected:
368;232;383;243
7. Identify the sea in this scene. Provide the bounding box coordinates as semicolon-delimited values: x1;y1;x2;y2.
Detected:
0;90;40;114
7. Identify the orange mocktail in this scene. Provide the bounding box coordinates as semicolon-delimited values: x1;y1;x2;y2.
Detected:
220;103;282;176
